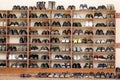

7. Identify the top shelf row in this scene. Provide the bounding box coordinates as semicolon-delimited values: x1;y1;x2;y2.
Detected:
10;1;115;11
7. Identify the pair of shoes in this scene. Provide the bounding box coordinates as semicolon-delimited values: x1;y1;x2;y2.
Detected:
0;29;6;34
57;5;65;10
50;37;60;43
11;62;27;68
72;73;83;78
61;37;70;43
19;36;27;43
106;14;115;18
8;46;17;51
51;30;60;35
18;54;27;60
29;63;39;68
72;63;81;68
95;23;106;27
94;12;104;18
84;21;93;27
107;21;115;27
73;46;82;52
73;38;82;43
73;13;81;18
13;5;28;10
39;14;48;18
35;73;49;78
84;63;93;68
106;30;115;35
34;22;42;26
107;64;115;69
32;38;41;43
9;29;27;35
83;55;93;60
53;63;70;68
42;30;50;35
19;29;27;35
61;46;70;52
73;55;81;60
29;13;37;18
30;13;48;18
54;13;62;18
73;29;83;35
73;22;82;27
50;46;60;52
55;55;71;60
20;74;31;78
53;64;61;68
107;54;115;60
94;55;107;60
82;38;93;44
0;13;6;18
97;5;107;10
17;46;27;51
0;45;6;51
84;30;93;35
41;55;49;60
29;30;38;35
95;39;106;44
105;47;115;52
85;48;93;52
97;63;107;69
30;46;39;51
8;29;19;35
95;29;104;35
8;14;17;18
85;14;93;18
20;12;27;18
96;47;105;52
29;54;39;60
40;46;49;52
9;22;27;26
29;6;37;10
41;63;49;68
63;21;71;26
54;13;71;18
36;1;46;10
0;62;6;68
0;37;6;43
62;14;71;18
42;39;49;43
106;39;115;44
62;29;71;35
51;21;61;26
79;4;88;9
89;6;96;10
67;5;75;10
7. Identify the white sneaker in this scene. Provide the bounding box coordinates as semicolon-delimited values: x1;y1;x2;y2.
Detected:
85;21;89;27
77;55;81;60
73;14;77;18
74;55;77;60
77;14;81;18
89;21;93;27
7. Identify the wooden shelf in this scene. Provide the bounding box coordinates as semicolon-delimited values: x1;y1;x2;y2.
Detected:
0;9;116;76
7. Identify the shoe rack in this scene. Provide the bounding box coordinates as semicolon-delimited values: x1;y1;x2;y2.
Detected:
0;8;116;78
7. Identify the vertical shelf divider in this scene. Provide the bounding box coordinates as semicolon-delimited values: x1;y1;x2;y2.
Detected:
27;10;30;68
6;10;8;68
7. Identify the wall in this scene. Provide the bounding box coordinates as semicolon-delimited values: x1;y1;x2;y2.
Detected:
0;0;120;67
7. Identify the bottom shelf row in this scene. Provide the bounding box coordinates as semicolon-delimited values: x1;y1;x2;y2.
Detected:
0;61;115;69
20;72;120;79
